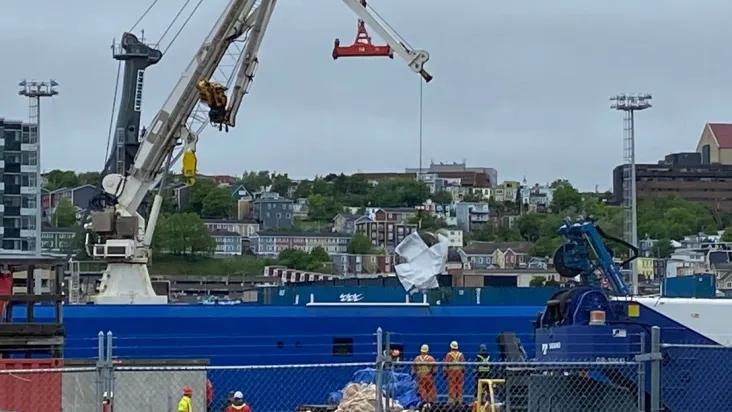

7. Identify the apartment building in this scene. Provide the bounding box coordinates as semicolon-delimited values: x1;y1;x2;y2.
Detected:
249;231;352;256
0;118;40;252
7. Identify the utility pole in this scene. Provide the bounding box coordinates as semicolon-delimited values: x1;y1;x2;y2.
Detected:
610;93;652;295
18;79;59;256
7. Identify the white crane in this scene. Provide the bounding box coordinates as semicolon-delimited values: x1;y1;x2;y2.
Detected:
86;0;432;304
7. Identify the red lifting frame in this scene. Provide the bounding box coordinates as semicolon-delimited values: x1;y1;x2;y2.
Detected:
332;0;393;59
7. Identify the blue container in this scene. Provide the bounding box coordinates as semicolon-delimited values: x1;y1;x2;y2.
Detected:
662;273;716;298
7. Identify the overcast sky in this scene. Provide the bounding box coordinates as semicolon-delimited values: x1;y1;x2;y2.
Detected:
1;0;730;191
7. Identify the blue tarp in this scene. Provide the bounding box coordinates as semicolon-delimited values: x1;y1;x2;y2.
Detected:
328;368;421;410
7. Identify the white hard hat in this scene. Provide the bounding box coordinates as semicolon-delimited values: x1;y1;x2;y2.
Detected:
234;391;243;399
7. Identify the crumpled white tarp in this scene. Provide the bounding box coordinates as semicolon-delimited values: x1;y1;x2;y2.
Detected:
335;383;412;412
394;231;449;294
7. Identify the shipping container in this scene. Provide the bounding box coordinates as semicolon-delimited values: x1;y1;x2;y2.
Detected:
662;273;716;298
0;359;62;412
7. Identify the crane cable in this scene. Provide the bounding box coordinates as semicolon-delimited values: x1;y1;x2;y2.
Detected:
130;0;160;32
162;0;204;55
65;60;124;264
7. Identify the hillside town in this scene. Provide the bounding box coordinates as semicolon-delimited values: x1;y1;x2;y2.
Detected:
33;124;732;300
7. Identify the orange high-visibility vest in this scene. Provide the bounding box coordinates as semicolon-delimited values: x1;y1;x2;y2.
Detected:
413;354;435;376
445;351;465;371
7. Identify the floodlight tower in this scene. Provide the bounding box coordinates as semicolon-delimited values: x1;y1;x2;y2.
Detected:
610;93;652;295
18;80;59;256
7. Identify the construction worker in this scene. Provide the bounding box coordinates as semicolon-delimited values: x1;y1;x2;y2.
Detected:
391;348;402;362
475;344;491;396
412;344;437;404
444;341;465;404
225;391;251;412
178;387;193;412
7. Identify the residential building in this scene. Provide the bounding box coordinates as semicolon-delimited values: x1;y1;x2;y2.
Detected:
492;181;520;202
203;219;259;238
249;231;351;256
354;215;417;251
292;197;309;219
364;207;417;223
1;118;41;252
263;266;340;284
696;122;732;165
459;241;532;269
231;184;253;201
455;202;489;232
169;183;189;211
43;184;96;222
406;161;498;186
210;229;243;256
332;213;359;234
41;226;77;253
252;193;294;230
520;184;554;212
330;253;396;276
611;153;732;211
437;228;463;247
207;174;237;187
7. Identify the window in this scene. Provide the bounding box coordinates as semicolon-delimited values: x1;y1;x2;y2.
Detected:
267;203;272;209
286;213;291;218
332;337;353;357
276;213;282;219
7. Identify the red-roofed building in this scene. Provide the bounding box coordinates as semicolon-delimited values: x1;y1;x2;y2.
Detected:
696;123;732;164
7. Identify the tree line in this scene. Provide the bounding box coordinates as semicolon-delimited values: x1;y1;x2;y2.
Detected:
45;170;732;265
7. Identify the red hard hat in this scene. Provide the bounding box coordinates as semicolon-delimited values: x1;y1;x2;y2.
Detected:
183;386;193;395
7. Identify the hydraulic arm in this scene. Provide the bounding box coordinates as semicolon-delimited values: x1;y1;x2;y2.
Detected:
86;0;432;304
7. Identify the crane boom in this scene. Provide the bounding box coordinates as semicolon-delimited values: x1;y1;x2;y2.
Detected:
87;0;431;304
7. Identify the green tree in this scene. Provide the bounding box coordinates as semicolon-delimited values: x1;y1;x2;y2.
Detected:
652;237;674;258
153;213;216;255
53;198;78;227
307;194;342;221
184;179;216;215
201;187;235;218
516;213;544;242
77;171;101;186
431;190;453;206
311;178;333;197
461;193;482;202
722;228;732;243
44;170;79;190
529;276;546;287
277;248;331;272
409;213;447;231
368;178;429;207
550;179;572;189
347;233;374;254
551;183;582;213
271;173;292;197
637;196;716;240
241;170;272;192
531;236;563;258
293;180;313;199
309;246;330;263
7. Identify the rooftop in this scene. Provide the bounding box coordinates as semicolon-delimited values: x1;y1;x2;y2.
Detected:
255;231;352;238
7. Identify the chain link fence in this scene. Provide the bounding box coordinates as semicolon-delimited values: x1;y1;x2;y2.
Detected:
10;326;724;412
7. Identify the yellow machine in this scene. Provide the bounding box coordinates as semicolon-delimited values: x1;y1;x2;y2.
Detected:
181;149;198;186
196;79;229;130
474;379;505;412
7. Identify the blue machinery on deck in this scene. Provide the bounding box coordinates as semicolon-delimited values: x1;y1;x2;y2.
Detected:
528;217;732;411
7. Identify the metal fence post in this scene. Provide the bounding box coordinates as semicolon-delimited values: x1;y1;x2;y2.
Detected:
375;328;384;412
105;331;115;410
96;332;105;408
637;332;646;412
650;326;661;412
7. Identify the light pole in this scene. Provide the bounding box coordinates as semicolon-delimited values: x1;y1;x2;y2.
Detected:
610;93;652;295
18;79;59;256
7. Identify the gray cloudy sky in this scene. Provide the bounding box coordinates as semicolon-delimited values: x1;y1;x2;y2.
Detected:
1;0;730;191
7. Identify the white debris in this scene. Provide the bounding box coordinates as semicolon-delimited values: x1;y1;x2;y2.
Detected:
335;383;414;412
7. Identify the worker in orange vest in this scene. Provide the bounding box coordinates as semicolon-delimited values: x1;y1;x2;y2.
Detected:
178;387;193;412
225;391;252;412
412;344;437;404
443;341;465;404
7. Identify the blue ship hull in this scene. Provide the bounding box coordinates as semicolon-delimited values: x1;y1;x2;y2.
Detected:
12;286;557;409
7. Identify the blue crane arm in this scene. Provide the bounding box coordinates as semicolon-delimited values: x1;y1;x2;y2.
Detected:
553;218;637;296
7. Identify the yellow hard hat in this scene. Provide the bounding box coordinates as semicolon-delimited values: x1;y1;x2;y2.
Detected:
450;341;459;350
420;344;429;353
